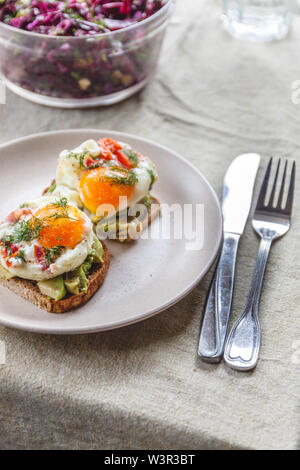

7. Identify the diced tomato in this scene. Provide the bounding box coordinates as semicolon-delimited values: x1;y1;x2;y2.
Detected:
85;156;97;168
0;242;23;267
1;247;8;261
0;242;19;258
1;247;7;257
6;208;31;224
10;244;19;254
6;213;15;224
98;137;122;152
1;247;12;268
0;239;25;267
34;245;48;271
0;242;18;256
101;148;113;161
10;250;22;262
116;150;133;170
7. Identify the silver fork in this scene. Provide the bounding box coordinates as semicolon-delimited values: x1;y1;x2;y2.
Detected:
224;158;296;371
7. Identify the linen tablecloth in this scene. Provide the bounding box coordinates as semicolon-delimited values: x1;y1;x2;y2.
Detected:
0;0;299;450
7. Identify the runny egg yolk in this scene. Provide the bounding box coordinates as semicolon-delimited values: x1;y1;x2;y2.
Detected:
34;205;86;249
79;167;135;215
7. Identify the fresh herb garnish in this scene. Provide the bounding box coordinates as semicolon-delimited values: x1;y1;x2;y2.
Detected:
123;149;139;167
10;218;42;244
147;168;156;190
15;250;25;262
51;197;68;209
103;167;138;186
50;212;69;221
45;245;64;267
1;236;13;255
47;181;57;194
143;193;152;210
0;218;43;253
67;150;89;168
84;160;103;170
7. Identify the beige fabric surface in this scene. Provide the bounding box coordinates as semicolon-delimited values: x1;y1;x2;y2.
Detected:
0;0;299;450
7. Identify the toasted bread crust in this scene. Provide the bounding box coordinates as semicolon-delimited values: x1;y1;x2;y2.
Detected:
0;242;110;314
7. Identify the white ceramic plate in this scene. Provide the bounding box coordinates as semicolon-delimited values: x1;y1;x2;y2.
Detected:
0;129;222;334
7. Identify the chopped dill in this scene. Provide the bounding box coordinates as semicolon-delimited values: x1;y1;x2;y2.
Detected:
45;245;64;267
147;168;156;190
5;218;43;244
15;250;25;261
51;197;68;209
103;167;138;186
143;193;152;210
67;150;89;168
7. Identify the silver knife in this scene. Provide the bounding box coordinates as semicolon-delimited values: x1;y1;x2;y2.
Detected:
198;153;261;363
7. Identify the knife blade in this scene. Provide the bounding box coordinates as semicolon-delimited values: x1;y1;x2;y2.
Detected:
198;153;260;363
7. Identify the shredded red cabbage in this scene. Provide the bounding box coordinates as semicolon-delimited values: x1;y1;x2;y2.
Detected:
0;0;170;101
0;0;166;36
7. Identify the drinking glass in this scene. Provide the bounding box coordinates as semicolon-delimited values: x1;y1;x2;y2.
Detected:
222;0;296;41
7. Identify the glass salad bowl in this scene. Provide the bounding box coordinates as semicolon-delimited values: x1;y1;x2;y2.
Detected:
0;0;173;108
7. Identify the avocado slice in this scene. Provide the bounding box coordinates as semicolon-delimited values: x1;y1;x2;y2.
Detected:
92;235;104;263
38;275;67;301
64;272;80;295
78;266;88;293
0;264;15;280
82;253;94;274
37;240;103;300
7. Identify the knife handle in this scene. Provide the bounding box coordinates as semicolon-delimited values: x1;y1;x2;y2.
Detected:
198;232;240;363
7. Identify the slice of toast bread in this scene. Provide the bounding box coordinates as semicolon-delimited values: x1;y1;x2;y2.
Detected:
0;242;110;314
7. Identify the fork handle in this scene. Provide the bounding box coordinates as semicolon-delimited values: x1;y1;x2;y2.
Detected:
198;232;240;363
224;237;273;371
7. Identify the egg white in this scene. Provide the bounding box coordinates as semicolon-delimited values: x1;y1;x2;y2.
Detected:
51;185;83;208
56;139;157;218
0;196;94;281
56;139;101;190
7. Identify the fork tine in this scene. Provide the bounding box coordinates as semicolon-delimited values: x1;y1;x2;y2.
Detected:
256;157;272;210
267;159;281;208
284;161;296;215
277;160;288;209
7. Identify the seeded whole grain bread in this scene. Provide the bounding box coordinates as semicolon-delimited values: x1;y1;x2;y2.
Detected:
0;242;110;314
